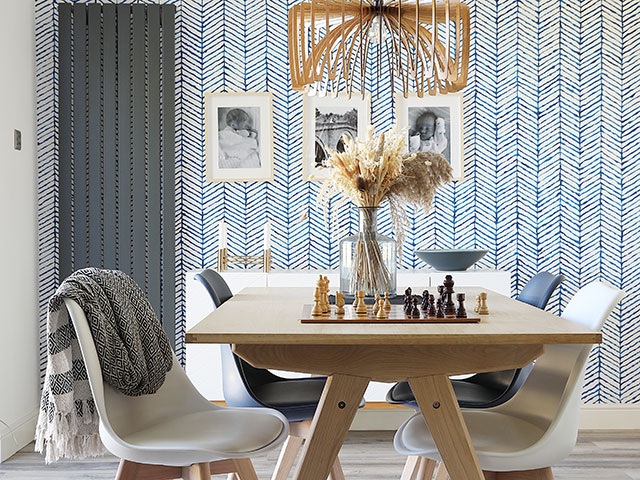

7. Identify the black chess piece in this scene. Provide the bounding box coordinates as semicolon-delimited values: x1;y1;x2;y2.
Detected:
436;298;445;318
427;294;437;316
456;293;467;318
421;290;430;311
437;285;445;302
443;275;456;317
411;297;421;318
404;295;413;315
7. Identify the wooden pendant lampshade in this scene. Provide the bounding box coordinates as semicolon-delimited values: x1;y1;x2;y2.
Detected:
288;0;470;97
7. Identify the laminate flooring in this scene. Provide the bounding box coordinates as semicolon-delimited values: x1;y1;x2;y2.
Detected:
1;431;638;479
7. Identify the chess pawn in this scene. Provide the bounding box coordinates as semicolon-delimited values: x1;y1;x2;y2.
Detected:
355;290;368;315
478;292;489;315
376;297;388;319
436;298;445;318
312;288;323;316
474;295;480;313
421;290;430;311
373;294;381;315
411;297;421;318
384;292;391;310
427;294;437;317
456;293;467;318
335;291;345;315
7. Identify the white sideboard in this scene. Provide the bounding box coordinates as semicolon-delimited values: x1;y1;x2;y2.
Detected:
185;269;511;402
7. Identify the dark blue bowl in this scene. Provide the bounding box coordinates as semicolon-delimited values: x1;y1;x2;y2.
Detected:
415;249;489;271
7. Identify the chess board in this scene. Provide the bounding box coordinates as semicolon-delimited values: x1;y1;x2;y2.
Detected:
300;304;482;324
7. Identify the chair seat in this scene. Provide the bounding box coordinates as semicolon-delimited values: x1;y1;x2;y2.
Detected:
106;407;286;466
252;377;327;408
394;409;571;472
387;378;509;409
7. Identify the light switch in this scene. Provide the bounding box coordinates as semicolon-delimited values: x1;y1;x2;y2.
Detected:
14;129;21;151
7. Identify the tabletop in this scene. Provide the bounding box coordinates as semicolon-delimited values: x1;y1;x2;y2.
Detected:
185;287;602;346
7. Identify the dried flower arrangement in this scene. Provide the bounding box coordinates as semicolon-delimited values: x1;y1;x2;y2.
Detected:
318;126;452;294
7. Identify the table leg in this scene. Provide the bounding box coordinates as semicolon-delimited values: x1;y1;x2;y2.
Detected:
409;375;484;480
292;373;370;480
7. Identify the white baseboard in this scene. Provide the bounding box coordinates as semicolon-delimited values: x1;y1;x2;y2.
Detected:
349;404;640;432
579;404;640;430
0;408;38;462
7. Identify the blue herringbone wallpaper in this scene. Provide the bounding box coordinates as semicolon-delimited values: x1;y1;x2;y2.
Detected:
36;0;640;404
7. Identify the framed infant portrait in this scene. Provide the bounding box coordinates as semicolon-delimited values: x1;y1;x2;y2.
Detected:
205;92;273;182
303;93;370;181
396;93;464;180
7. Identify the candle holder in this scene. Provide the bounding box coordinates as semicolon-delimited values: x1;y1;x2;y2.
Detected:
217;248;271;273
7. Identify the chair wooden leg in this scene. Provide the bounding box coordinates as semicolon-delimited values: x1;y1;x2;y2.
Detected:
416;458;437;479
329;456;345;480
231;458;259;480
434;462;449;480
271;434;305;480
182;462;212;480
401;456;422;480
488;468;554;480
115;460;140;480
115;460;181;480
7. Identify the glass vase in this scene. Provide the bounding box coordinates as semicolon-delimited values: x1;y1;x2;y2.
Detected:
339;207;397;296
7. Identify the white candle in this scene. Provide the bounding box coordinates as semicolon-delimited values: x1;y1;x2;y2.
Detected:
218;221;228;250
263;222;271;250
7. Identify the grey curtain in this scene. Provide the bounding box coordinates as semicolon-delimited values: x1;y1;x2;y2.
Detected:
57;3;176;347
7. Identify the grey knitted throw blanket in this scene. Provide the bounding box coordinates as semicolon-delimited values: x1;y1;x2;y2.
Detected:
35;268;173;463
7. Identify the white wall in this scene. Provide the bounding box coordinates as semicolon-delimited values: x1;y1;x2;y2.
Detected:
0;0;40;462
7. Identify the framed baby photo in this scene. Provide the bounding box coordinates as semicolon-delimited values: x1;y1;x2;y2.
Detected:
303;93;370;181
396;93;464;180
205;92;273;182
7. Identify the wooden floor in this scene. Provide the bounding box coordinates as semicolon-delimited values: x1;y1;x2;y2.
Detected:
1;431;638;479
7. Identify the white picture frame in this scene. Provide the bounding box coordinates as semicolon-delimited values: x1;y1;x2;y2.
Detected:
395;93;464;180
205;92;273;182
303;93;371;181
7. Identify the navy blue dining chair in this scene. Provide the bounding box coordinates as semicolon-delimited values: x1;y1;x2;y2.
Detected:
194;269;352;480
386;271;565;410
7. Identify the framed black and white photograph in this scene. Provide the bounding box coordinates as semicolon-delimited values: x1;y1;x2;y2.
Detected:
304;93;370;181
205;92;272;182
396;93;464;180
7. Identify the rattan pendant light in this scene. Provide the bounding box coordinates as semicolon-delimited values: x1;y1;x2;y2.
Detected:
288;0;470;97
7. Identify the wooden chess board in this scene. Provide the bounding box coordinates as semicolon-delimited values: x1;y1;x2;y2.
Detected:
300;304;482;324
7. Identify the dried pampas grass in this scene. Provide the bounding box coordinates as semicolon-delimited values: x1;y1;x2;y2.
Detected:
318;126;453;245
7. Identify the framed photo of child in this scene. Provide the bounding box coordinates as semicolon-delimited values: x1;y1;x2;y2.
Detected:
205;92;273;182
303;93;370;181
395;93;464;180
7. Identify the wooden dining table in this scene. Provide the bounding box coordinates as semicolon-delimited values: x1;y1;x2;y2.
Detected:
186;286;601;480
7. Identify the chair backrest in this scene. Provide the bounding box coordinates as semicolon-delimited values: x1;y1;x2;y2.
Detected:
194;269;279;408
497;281;624;451
464;272;564;407
63;298;216;449
194;269;233;308
517;272;565;309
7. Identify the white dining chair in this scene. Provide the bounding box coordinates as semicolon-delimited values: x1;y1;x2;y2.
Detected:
393;281;625;480
64;298;289;480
